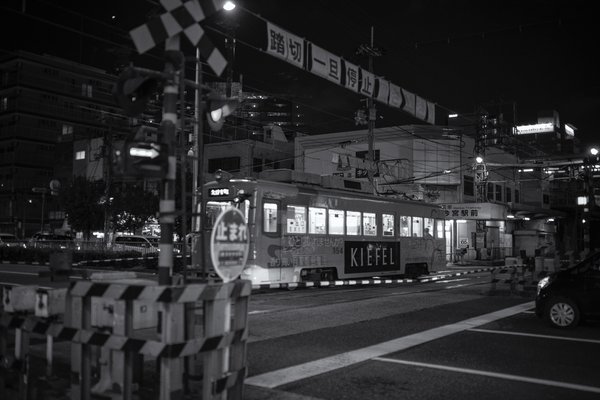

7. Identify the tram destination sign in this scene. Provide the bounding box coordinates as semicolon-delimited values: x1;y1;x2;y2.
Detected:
210;207;249;283
343;241;400;274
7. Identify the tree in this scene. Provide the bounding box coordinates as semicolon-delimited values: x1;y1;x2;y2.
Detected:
110;184;159;234
61;177;104;240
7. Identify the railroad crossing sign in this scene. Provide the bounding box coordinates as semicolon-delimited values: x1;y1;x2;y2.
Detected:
210;207;249;282
129;0;227;76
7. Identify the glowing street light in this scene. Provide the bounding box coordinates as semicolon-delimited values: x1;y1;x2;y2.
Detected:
475;156;484;164
223;1;236;11
590;147;598;156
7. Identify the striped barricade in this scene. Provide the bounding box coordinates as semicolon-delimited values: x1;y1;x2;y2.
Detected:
66;279;251;400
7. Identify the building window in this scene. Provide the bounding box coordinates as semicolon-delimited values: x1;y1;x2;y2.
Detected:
75;151;86;160
82;83;93;97
62;124;73;135
207;157;240;173
1;97;8;111
487;183;494;201
495;184;502;201
463;175;474;196
506;187;512;203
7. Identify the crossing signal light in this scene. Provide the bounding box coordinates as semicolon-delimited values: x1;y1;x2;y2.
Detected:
113;67;159;117
205;98;238;132
113;141;168;178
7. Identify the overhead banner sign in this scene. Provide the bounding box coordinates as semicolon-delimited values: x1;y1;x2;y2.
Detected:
263;20;437;124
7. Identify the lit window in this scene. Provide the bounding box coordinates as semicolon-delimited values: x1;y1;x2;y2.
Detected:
328;209;344;235
62;124;73;135
382;214;395;236
1;97;7;111
75;150;86;160
412;217;423;237
263;203;278;233
308;207;326;234
81;83;93;97
363;212;377;236
346;211;361;236
400;216;411;237
435;220;444;239
286;205;306;234
424;218;434;237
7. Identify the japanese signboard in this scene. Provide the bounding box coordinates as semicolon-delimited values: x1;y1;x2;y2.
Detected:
443;203;508;220
266;22;305;69
262;19;438;125
309;44;341;85
210;207;249;283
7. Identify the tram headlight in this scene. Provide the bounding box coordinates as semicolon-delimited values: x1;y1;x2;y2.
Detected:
234;189;252;203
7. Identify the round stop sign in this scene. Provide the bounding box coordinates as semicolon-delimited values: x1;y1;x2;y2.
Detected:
210;207;249;283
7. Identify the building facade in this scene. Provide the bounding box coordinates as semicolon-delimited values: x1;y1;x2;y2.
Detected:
0;51;133;237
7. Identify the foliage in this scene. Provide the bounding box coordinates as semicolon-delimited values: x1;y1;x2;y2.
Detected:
61;176;104;239
110;184;159;234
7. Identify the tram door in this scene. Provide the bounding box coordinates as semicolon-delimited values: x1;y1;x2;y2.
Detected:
262;199;283;282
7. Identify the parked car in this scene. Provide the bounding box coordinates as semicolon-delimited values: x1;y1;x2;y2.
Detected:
0;233;23;248
27;232;74;249
535;251;600;328
111;235;160;255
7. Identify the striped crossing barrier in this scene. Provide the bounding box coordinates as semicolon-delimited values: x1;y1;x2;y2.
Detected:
0;279;252;400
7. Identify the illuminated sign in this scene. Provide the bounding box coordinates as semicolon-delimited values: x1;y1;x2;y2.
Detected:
514;123;554;135
209;188;230;197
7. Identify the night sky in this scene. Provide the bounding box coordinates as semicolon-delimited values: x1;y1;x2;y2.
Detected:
2;0;598;147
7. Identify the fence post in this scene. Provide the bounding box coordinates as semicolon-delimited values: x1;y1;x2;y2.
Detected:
203;287;229;400
159;301;185;399
68;291;92;400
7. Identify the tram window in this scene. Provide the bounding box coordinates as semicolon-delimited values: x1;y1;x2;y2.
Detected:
328;209;345;235
206;201;230;229
424;218;434;237
263;203;278;233
286;205;306;234
308;207;326;234
435;219;444;238
382;214;395;236
346;211;361;236
363;212;377;236
400;216;411;237
412;217;423;237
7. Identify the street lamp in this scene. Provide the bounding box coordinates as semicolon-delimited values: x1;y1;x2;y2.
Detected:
223;1;236;11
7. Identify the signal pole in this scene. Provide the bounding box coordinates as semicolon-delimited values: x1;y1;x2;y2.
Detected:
157;38;182;286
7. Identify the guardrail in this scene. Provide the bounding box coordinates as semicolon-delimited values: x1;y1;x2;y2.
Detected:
0;277;251;400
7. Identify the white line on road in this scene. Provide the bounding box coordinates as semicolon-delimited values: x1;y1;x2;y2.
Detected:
0;271;38;276
245;302;534;389
372;357;600;394
467;328;600;344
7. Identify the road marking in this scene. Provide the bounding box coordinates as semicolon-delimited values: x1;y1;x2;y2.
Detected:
434;278;469;284
0;271;38;276
468;328;600;344
245;302;534;389
373;357;600;394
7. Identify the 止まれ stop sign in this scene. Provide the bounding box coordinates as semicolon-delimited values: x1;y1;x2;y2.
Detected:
210;207;249;283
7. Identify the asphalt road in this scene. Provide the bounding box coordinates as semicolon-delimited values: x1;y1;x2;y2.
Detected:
1;263;598;399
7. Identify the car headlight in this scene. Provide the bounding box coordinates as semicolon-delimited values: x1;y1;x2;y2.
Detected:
537;276;550;294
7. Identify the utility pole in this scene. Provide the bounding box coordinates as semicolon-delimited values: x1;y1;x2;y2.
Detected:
102;114;113;246
473;109;489;260
357;27;381;188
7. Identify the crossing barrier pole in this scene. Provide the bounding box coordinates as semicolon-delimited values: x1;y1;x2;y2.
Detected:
68;291;92;400
203;292;229;399
228;287;249;398
159;302;185;400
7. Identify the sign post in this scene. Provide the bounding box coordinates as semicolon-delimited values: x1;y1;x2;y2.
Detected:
205;207;248;399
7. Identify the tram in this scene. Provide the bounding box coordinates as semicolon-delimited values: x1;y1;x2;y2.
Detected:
203;169;447;284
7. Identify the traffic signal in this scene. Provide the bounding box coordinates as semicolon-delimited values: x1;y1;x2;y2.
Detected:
205;98;238;132
114;141;168;178
113;67;159;117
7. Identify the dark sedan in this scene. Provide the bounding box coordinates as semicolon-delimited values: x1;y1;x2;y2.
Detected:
535;251;600;328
